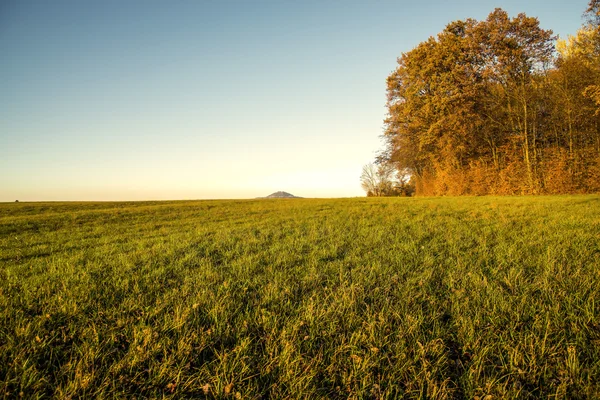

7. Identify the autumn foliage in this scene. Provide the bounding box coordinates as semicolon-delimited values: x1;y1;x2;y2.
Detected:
379;3;600;195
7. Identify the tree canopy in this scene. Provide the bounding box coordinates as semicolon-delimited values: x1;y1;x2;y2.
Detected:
372;3;600;196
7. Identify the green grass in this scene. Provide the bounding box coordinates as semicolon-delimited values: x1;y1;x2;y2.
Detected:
1;196;599;399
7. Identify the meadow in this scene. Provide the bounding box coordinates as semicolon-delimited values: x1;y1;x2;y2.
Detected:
1;196;599;399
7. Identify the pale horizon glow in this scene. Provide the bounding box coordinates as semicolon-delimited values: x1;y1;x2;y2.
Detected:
0;0;588;201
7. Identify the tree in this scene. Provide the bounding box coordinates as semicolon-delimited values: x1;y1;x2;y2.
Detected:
373;4;600;195
360;163;379;196
587;0;600;27
360;163;399;197
382;8;566;195
582;0;600;114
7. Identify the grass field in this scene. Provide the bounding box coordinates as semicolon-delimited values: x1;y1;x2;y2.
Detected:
1;196;599;399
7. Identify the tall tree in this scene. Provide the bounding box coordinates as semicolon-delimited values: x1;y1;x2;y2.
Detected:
374;4;600;195
383;9;556;195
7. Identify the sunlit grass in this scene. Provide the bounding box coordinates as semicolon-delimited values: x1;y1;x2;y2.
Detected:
1;196;599;398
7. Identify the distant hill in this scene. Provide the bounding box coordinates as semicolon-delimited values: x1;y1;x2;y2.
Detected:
262;191;302;199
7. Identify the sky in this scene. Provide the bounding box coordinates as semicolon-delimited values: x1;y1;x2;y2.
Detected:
0;0;590;201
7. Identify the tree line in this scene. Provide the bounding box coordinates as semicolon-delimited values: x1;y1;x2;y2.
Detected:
363;1;600;196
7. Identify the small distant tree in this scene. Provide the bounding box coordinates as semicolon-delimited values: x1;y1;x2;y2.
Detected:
360;163;380;196
361;162;413;196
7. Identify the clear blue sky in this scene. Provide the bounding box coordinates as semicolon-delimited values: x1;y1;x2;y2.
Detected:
0;0;589;201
